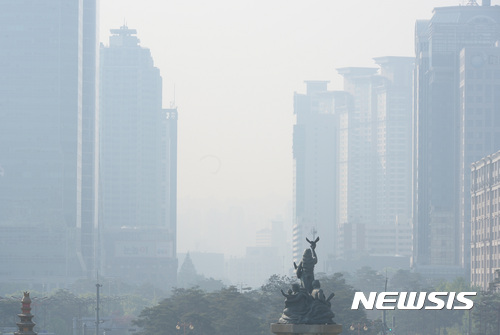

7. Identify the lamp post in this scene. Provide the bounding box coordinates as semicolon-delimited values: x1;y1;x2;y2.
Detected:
96;282;103;335
350;323;368;335
176;322;194;335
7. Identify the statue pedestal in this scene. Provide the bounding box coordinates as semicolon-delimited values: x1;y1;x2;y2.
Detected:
270;323;342;335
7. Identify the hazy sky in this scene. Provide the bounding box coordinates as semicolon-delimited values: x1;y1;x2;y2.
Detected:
99;0;495;256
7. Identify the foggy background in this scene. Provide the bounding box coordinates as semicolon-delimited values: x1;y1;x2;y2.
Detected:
100;0;461;256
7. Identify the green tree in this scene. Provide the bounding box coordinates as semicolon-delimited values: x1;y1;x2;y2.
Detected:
133;287;217;335
317;273;368;332
472;290;500;335
389;269;426;291
352;267;385;294
209;286;264;335
0;298;18;329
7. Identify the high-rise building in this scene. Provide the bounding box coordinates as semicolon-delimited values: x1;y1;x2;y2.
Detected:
413;2;500;279
461;45;500;283
337;67;378;257
337;57;414;264
81;0;100;281
292;81;350;271
99;26;177;287
0;0;98;287
293;58;413;272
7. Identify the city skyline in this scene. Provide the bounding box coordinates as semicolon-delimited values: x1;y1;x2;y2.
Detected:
99;0;472;256
2;0;500;286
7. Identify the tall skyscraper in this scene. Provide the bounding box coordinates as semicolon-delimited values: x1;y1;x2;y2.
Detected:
337;57;414;264
293;58;413;272
81;0;100;281
0;0;98;287
99;26;177;287
413;1;500;279
337;67;378;255
292;81;350;271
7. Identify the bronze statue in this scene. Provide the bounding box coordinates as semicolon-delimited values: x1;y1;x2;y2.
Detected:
305;280;335;324
278;284;310;324
278;236;336;325
294;237;318;294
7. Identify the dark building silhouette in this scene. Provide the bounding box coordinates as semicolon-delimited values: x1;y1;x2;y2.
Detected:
99;26;177;287
0;0;98;287
413;1;500;279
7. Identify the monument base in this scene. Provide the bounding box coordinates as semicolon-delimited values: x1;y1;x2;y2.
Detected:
270;323;342;335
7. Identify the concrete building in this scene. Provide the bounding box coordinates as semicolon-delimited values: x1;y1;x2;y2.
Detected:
0;0;98;287
413;2;500;279
292;82;350;271
293;58;413;272
337;57;414;263
471;150;500;290
460;45;500;281
337;68;378;259
99;26;177;287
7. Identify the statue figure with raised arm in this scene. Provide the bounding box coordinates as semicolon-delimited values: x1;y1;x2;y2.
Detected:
275;235;339;330
294;237;319;294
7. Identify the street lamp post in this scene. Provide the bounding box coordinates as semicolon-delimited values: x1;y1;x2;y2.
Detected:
176;322;194;335
350;323;368;335
96;282;103;335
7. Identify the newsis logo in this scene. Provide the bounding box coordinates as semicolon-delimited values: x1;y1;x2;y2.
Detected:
351;292;477;310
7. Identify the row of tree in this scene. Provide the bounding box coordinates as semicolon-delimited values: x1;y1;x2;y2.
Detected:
133;269;500;335
1;268;500;335
133;273;369;335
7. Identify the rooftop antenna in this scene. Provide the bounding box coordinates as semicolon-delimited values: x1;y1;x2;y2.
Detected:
169;84;176;108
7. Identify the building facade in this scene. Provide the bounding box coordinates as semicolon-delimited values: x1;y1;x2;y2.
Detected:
337;67;378;258
461;45;500;283
337;58;414;262
413;2;500;279
99;26;177;287
292;81;350;271
471;150;500;290
0;0;98;287
293;58;413;272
